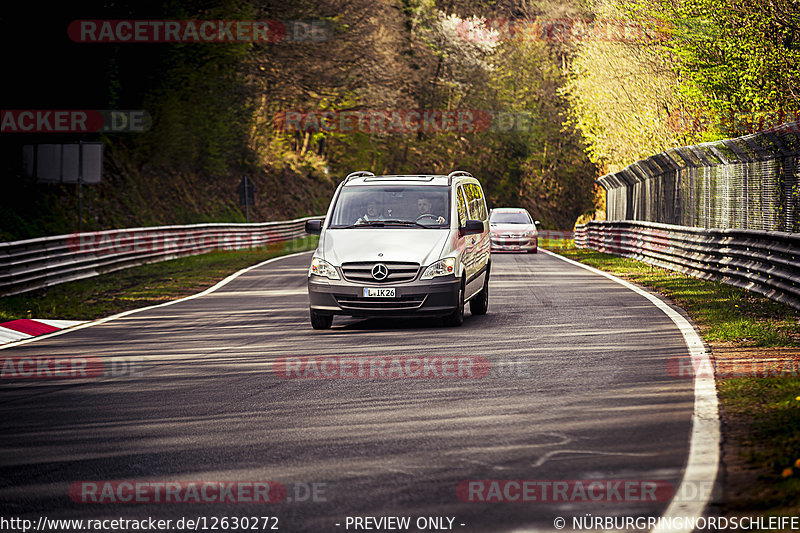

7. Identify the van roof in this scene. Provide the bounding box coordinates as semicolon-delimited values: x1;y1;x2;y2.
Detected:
342;171;477;187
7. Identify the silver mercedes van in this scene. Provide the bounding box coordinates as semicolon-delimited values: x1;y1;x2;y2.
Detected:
304;171;491;329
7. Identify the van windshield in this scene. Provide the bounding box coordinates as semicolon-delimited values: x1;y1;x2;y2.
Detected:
328;186;450;228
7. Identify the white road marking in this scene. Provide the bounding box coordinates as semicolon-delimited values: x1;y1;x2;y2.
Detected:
0;251;312;350
541;249;719;533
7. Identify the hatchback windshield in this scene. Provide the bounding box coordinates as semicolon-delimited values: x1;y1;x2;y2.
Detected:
490;211;532;224
329;185;450;228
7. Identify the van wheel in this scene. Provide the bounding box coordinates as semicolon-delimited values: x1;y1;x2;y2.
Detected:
470;272;489;316
443;280;465;327
310;310;333;330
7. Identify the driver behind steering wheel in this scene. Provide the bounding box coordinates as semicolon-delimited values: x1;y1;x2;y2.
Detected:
416;196;446;224
356;198;385;224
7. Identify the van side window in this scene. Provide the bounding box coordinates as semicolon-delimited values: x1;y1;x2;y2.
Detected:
456;186;468;226
464;183;487;221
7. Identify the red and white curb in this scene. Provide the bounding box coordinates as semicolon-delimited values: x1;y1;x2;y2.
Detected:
0;319;86;345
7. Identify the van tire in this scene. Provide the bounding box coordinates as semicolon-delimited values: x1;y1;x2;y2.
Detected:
310;310;333;329
470;271;489;316
443;280;465;327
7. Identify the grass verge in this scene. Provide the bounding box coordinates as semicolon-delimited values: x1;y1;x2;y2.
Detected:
0;236;317;322
547;243;800;518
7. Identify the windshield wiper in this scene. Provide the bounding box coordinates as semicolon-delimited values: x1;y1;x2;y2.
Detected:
381;219;432;228
339;219;436;229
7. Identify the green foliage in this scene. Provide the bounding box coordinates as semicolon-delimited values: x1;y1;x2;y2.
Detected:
567;0;800;176
662;0;800;134
718;377;800;512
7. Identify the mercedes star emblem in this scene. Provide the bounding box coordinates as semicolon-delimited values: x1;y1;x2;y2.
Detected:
371;263;388;281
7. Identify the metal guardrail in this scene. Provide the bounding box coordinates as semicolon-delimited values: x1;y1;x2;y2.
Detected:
574;221;800;310
0;216;320;297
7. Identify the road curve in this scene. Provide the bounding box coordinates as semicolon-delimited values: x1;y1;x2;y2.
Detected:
0;251;699;532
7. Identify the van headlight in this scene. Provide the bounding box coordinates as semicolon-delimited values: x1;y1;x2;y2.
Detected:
309;257;340;280
420;257;456;280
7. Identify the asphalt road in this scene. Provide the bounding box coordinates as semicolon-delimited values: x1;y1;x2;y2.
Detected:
0;251;697;532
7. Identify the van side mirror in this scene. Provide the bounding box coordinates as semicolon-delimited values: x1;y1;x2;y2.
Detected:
305;219;323;235
534;220;541;226
461;219;484;236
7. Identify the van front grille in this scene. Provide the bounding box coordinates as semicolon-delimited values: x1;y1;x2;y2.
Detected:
341;262;420;283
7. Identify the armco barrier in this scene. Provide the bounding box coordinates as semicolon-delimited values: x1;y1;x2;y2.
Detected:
0;216;320;297
574;220;800;310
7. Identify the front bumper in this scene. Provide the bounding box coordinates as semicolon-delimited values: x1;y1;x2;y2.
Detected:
308;275;461;317
490;236;538;252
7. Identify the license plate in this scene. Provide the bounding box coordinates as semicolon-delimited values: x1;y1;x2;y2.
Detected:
363;287;396;298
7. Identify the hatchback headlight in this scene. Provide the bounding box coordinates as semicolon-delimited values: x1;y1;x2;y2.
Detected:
420;257;456;280
309;257;340;280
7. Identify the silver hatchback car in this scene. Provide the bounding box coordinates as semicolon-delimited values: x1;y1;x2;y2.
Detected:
489;207;540;253
304;171;491;329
